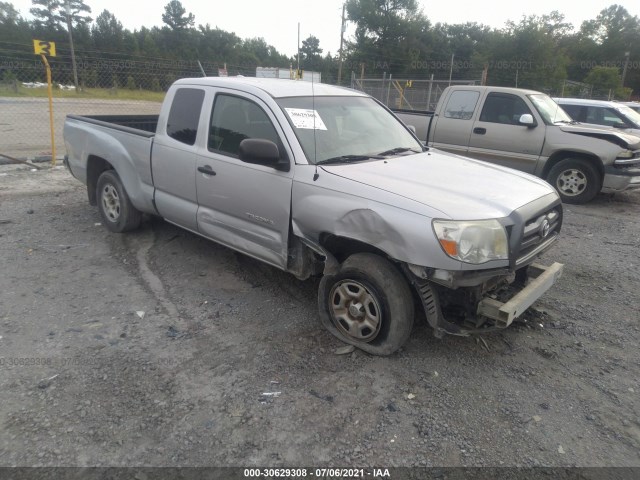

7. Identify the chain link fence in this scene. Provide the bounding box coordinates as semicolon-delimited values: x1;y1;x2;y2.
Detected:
0;51;261;161
1;47;632;162
351;76;478;111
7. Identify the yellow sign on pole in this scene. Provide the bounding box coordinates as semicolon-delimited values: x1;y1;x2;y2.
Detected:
33;40;57;165
33;39;56;57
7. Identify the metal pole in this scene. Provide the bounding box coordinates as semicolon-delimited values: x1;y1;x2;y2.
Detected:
297;23;300;80
386;74;392;106
41;54;56;166
621;51;630;88
337;3;346;85
65;1;79;91
448;53;454;86
427;73;433;110
382;72;386;103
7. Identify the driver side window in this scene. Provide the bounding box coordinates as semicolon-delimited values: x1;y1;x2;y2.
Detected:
209;94;285;159
480;93;532;125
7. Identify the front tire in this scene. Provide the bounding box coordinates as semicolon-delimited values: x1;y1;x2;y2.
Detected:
96;170;141;232
318;253;414;356
547;158;600;204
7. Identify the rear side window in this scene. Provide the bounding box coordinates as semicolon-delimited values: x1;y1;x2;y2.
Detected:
443;91;480;120
166;88;205;145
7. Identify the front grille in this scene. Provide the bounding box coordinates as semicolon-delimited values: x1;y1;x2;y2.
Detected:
513;206;562;267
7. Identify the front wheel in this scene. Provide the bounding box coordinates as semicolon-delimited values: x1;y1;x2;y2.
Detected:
318;253;414;356
96;170;142;232
546;158;600;204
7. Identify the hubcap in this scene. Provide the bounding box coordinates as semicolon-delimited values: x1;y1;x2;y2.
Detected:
329;280;382;342
556;169;586;197
101;184;121;222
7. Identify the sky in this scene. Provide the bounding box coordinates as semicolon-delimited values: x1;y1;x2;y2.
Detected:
9;0;640;56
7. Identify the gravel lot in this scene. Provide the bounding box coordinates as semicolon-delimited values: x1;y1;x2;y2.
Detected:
0;165;639;470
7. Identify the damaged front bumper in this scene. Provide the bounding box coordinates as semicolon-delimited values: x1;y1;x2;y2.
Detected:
405;261;564;337
602;165;640;192
476;262;564;328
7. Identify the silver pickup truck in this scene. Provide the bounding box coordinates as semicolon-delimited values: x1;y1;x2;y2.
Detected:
64;77;563;355
394;86;640;204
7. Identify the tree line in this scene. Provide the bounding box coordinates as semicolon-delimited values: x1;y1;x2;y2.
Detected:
0;0;638;97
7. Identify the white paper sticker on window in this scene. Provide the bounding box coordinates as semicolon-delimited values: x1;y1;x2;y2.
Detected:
285;108;327;130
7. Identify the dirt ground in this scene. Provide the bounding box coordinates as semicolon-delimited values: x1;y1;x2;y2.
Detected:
0;164;639;470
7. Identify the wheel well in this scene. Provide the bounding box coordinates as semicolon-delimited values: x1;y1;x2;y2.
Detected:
86;155;113;205
319;233;389;264
542;152;604;183
318;233;424;320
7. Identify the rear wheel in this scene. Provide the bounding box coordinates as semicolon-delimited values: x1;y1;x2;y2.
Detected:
96;170;141;232
547;158;600;204
318;253;414;356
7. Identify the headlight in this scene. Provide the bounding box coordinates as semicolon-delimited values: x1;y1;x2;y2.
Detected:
615;150;640;165
433;219;508;264
616;150;634;159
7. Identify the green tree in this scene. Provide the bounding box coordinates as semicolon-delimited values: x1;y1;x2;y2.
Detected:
301;35;322;59
300;35;323;71
56;0;92;28
346;0;427;74
92;10;124;51
0;1;19;24
584;66;624;96
487;12;570;90
579;5;639;94
162;0;194;30
198;24;242;60
30;0;62;31
140;28;161;57
0;1;32;45
30;0;91;34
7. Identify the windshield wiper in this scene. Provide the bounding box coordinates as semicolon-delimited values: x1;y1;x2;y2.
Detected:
315;154;381;165
376;147;421;156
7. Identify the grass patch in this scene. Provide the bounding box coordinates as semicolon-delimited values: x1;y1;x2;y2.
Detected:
0;84;165;102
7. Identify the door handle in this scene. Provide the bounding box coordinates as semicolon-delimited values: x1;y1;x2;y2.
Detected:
473;127;486;135
198;165;216;176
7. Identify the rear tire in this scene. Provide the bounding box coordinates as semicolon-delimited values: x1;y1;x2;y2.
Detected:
547;158;600;204
318;253;414;356
96;170;141;233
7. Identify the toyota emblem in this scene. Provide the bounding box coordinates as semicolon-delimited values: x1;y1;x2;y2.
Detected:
540;219;551;238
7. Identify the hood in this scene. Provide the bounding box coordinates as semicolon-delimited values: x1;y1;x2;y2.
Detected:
558;123;640;149
321;151;557;220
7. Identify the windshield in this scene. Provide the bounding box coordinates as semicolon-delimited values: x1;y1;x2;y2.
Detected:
617;105;640;127
528;94;573;124
276;96;423;164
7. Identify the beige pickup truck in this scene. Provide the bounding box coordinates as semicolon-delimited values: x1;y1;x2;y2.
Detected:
394;86;640;204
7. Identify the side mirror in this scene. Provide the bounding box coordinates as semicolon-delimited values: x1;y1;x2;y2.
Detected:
239;139;289;171
518;114;536;127
407;125;417;134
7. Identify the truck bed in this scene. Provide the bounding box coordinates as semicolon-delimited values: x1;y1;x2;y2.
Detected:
65;114;159;137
